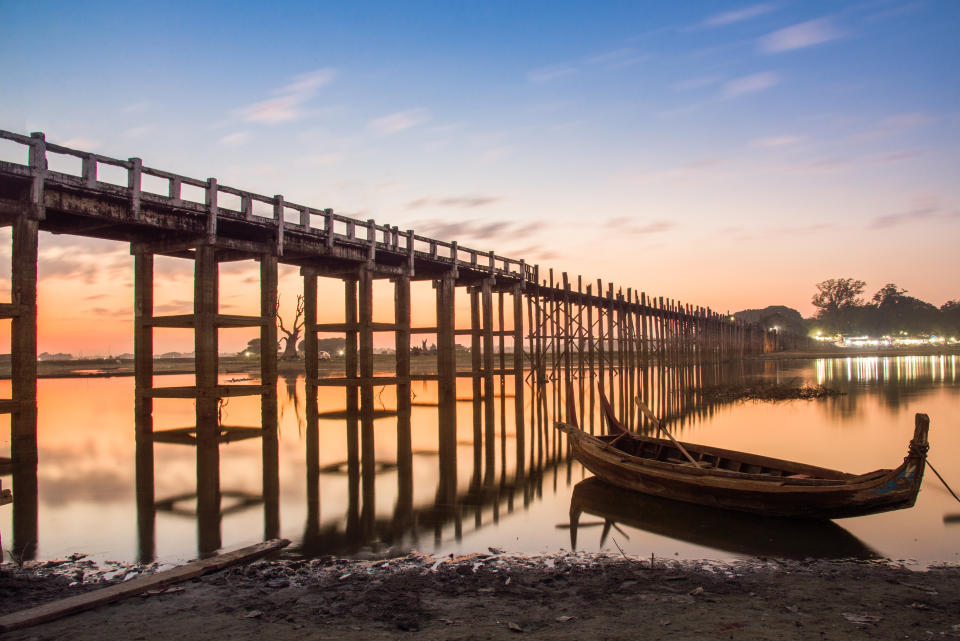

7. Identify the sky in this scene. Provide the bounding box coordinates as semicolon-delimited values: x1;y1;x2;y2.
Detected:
0;0;958;355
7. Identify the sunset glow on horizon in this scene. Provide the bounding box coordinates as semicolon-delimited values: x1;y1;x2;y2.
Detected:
1;1;957;356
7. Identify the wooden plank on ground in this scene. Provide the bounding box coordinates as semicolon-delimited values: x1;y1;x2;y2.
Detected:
0;538;290;634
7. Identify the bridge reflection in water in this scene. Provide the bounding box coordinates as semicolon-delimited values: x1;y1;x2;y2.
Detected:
4;354;956;564
120;356;882;563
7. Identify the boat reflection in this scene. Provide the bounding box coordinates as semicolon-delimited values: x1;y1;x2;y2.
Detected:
569;477;879;560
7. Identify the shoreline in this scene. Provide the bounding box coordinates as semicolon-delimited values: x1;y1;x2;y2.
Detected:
3;552;959;640
2;347;957;381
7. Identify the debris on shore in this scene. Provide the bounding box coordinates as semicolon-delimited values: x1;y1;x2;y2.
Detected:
694;383;845;403
3;552;959;640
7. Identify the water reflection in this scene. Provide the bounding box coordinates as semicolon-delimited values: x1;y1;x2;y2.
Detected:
1;354;957;564
5;408;38;563
133;384;280;561
569;478;878;560
816;355;958;387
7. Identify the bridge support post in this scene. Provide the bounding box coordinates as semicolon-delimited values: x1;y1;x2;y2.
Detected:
394;273;412;509
260;251;279;540
357;266;375;536
435;271;457;498
481;278;495;480
469;287;482;479
344;276;360;485
11;213;39;561
512;284;525;472
302;268;318;385
194;244;221;555
133;250;155;562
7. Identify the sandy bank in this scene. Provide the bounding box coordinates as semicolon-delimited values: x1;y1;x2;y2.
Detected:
3;552;959;640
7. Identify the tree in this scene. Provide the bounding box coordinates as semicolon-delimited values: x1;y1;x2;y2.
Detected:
811;278;866;333
872;283;907;305
870;283;939;335
239;338;260;356
940;300;960;337
277;294;305;360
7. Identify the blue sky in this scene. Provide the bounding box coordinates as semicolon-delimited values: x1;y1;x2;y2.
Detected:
1;1;958;351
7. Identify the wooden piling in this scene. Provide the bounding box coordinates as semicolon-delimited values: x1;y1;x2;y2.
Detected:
259;252;279;540
394;274;412;495
11;212;38;561
512;284;524;476
497;289;506;477
435;272;457;487
133;249;154;562
586;284;595;434
470;286;482;478
193;244;221;556
357;266;375;521
303;268;318;384
344;277;360;482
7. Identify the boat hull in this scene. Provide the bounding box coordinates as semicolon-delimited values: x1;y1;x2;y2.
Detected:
557;415;929;520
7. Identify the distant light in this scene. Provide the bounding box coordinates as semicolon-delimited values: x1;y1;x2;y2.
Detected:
338;349;345;356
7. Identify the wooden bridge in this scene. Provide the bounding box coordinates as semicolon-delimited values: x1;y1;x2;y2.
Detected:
0;129;803;559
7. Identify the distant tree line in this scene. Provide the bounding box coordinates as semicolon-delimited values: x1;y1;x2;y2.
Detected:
810;278;959;337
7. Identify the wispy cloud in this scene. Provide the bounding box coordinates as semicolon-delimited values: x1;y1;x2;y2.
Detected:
869;150;919;164
750;134;802;147
722;72;779;98
506;245;560;261
124;124;156;138
301;152;341;166
771;222;833;234
38;242;129;284
859;112;932;140
673;74;724;92
870;199;960;229
704;3;775;27
406;196;501;209
527;64;578;83
605;218;677;235
585;48;651;69
413;218;538;243
154;300;193;314
759;18;842;53
238;69;335;124
122;101;152;114
863;1;924;23
219;131;250;146
61;137;100;150
478;146;514;163
368;108;430;135
780;156;850;173
629;158;723;184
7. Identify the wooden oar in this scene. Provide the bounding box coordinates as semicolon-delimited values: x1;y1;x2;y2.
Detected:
634;396;699;467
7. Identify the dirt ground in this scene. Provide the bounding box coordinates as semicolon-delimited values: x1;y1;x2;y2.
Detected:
2;553;959;640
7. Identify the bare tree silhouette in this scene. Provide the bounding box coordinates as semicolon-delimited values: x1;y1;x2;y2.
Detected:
277;294;305;361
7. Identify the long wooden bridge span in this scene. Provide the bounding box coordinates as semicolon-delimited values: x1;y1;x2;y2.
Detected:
0;129;803;559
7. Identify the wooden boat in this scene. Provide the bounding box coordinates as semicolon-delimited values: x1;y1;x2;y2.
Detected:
569;477;878;559
554;386;929;519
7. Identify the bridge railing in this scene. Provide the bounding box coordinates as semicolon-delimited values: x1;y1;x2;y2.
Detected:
0;129;536;282
0;129;803;346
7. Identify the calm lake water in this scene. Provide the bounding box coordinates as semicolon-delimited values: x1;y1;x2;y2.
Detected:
1;355;957;566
